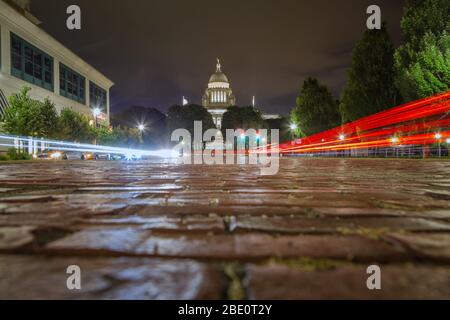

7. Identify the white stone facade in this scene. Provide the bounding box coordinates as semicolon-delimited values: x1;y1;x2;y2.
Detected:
0;0;114;125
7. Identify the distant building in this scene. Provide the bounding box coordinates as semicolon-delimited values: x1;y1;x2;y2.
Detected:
202;59;236;129
0;0;114;126
262;113;282;120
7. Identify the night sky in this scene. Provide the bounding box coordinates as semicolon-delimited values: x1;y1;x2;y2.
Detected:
31;0;406;115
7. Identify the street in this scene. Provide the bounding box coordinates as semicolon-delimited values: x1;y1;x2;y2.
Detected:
0;158;450;299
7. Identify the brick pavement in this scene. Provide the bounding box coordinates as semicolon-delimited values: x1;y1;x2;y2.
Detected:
0;158;450;299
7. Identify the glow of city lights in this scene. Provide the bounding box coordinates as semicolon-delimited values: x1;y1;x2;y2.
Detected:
92;108;101;117
50;152;62;159
125;153;134;161
0;134;177;160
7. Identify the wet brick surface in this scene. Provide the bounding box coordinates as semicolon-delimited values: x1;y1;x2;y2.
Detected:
0;158;450;299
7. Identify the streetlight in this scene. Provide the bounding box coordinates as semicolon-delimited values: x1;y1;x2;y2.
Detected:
290;123;298;131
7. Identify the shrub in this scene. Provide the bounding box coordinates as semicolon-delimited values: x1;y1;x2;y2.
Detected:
0;148;32;161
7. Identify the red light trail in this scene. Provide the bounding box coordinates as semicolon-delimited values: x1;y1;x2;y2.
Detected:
258;91;450;155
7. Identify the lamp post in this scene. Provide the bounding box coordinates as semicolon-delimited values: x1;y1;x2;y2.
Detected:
435;133;442;157
138;124;145;143
338;134;345;157
92;108;101;128
391;136;399;158
92;108;101;146
288;123;298;156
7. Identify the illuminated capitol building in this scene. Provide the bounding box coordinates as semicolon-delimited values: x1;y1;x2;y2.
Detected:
202;59;236;129
200;59;280;130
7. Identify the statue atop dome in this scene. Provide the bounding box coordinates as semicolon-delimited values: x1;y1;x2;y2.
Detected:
216;58;221;72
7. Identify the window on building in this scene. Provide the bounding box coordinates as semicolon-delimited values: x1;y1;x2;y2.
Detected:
59;63;86;104
89;81;107;111
10;33;53;91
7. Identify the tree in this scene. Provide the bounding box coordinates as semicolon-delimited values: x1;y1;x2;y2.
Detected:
339;23;398;124
395;0;450;101
2;87;59;137
291;78;340;137
37;98;59;137
167;104;215;138
112;106;168;148
57;108;94;143
95;126;142;148
221;106;267;136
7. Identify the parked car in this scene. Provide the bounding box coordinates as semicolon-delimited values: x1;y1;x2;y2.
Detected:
35;150;64;160
35;150;94;161
94;153;111;161
109;154;125;161
80;152;94;160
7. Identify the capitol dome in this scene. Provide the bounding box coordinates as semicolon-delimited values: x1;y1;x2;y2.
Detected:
202;58;236;129
209;71;229;83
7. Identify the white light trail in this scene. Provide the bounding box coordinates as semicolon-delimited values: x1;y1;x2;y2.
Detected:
0;134;176;159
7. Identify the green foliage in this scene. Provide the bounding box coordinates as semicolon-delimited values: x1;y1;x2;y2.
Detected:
0;87;146;150
7;148;32;160
397;0;449;66
167;104;215;137
291;78;340;137
0;148;32;161
221;106;267;136
95;125;142;148
396;32;450;101
339;24;398;124
2;87;59;137
57;108;94;143
395;0;450;101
